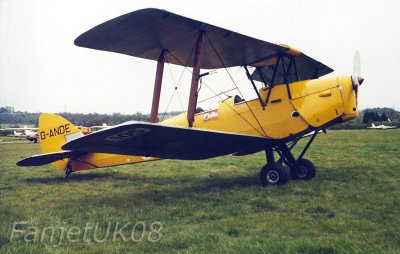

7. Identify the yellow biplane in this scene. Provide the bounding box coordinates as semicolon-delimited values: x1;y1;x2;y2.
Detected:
17;8;364;186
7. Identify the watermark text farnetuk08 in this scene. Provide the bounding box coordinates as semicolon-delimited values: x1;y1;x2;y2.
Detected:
10;221;163;247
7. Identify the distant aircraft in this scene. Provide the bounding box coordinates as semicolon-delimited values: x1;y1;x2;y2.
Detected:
0;126;39;143
367;123;397;129
76;126;92;135
75;124;108;134
90;123;109;131
14;130;39;143
17;8;364;186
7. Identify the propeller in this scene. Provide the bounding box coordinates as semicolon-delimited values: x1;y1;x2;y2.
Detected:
351;51;364;92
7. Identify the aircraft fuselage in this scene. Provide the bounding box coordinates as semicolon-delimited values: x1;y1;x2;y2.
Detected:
163;75;357;140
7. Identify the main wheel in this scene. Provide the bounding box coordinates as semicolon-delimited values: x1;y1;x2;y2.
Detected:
290;158;316;180
260;163;289;186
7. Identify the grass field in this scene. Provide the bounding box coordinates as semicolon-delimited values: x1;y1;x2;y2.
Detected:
0;130;399;253
0;136;30;142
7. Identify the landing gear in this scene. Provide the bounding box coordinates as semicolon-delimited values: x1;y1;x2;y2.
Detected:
259;131;319;186
64;160;73;178
260;162;289;186
290;158;316;180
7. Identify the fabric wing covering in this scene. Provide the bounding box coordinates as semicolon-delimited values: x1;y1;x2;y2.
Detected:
61;122;271;160
74;8;286;69
250;53;333;84
16;151;80;167
74;8;333;81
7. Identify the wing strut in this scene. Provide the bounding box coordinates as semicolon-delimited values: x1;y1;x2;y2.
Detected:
244;65;265;109
150;50;165;123
187;32;205;127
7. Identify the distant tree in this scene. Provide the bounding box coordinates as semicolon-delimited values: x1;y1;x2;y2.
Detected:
363;110;371;123
372;112;379;122
381;112;388;121
361;110;392;123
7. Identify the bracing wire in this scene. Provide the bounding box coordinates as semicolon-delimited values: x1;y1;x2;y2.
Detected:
199;77;264;136
160;88;177;121
160;46;196;121
204;33;268;136
175;89;185;112
198;87;238;104
166;55;185;112
220;66;243;92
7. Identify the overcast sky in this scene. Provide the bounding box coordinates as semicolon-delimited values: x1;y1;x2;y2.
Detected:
1;0;399;114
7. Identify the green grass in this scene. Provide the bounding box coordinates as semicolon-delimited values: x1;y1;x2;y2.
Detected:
0;136;31;142
0;130;399;253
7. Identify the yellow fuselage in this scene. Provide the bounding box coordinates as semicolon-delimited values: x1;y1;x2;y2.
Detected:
70;75;357;171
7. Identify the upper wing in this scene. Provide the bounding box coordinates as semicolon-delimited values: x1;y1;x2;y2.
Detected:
251;53;333;83
75;8;295;69
75;8;333;79
62;122;271;160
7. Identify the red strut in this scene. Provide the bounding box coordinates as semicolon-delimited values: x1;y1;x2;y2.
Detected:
150;51;165;123
187;32;205;127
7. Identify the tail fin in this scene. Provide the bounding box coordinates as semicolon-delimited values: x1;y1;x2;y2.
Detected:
38;113;83;169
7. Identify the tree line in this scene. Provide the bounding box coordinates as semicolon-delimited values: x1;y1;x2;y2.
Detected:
327;107;400;129
0;107;182;127
362;110;388;123
0;106;398;130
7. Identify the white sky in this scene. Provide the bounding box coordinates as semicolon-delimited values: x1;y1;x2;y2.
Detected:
1;0;399;114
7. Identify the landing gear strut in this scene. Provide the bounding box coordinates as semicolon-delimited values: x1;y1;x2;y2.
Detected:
259;131;319;186
64;160;73;178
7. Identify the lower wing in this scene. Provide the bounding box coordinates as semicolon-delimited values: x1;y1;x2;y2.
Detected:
62;122;271;160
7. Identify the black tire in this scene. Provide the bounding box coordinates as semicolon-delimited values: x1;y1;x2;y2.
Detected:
290;158;316;180
260;163;289;186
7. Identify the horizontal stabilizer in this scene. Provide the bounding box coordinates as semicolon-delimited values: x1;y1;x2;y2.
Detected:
17;151;79;167
62;122;271;160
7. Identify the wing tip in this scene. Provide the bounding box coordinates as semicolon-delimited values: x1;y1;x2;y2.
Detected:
16;159;27;167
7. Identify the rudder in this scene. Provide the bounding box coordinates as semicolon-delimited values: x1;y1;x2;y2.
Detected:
38;113;83;170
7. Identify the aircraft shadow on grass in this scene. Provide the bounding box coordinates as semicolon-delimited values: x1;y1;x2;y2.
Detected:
23;171;259;190
24;172;117;184
21;168;348;211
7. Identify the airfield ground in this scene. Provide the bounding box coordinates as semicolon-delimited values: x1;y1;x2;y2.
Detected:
0;130;399;253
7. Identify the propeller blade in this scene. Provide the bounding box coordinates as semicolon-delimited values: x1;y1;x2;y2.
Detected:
352;75;360;91
358;76;364;85
353;51;361;76
351;51;363;92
